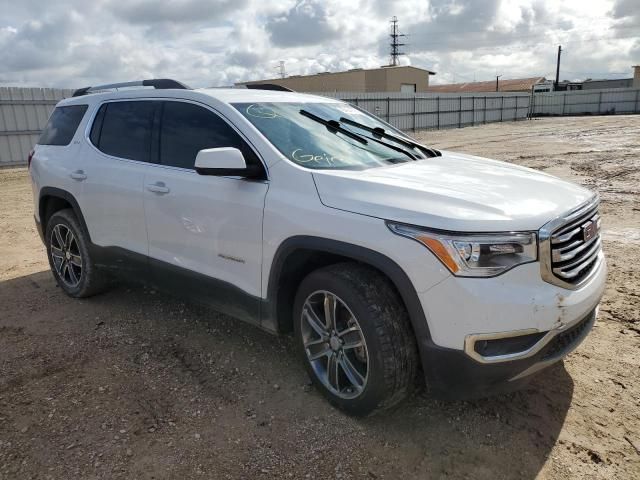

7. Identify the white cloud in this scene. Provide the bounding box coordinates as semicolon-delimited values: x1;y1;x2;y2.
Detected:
0;0;637;88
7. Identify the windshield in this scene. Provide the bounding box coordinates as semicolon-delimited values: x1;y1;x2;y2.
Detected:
232;102;425;170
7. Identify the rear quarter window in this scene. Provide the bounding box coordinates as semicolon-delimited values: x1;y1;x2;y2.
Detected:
90;101;155;162
38;105;88;146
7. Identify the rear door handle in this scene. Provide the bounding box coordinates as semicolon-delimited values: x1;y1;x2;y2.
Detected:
70;170;87;181
146;182;170;194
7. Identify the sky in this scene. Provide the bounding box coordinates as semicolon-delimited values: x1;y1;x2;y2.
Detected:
0;0;638;89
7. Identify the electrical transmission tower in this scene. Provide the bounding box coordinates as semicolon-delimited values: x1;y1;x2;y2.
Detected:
276;61;286;79
389;16;406;66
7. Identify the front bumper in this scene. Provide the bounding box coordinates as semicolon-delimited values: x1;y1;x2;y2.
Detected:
418;255;606;351
421;307;597;399
414;254;606;399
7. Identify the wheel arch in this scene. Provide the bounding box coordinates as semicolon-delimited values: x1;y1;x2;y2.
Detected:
264;236;432;345
39;187;91;242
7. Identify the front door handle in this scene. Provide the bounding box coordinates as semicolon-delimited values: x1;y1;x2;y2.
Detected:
146;182;170;194
70;170;87;181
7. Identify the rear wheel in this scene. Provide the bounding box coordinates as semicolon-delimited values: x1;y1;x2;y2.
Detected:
294;263;418;416
45;209;108;298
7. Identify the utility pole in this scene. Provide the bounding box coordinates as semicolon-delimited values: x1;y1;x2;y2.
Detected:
554;45;562;91
275;61;286;79
389;16;406;66
496;75;502;92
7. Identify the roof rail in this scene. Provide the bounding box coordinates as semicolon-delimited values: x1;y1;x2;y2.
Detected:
243;83;294;92
72;79;190;97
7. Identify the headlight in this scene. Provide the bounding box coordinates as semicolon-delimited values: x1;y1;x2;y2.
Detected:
387;222;538;277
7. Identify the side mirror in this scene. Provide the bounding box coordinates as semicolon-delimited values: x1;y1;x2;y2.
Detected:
194;147;261;178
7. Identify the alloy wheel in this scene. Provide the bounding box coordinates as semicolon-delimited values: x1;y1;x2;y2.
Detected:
50;223;83;288
301;290;369;399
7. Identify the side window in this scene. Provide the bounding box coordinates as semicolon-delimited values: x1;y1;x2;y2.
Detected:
159;101;259;170
92;101;155;162
89;104;106;147
38;105;88;146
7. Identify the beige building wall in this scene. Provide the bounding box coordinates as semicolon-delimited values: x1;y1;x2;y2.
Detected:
634;66;640;89
366;67;430;92
237;66;433;93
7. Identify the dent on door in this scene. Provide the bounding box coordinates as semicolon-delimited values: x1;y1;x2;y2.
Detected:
143;169;268;322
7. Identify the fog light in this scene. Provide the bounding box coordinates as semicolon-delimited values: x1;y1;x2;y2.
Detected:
474;332;546;357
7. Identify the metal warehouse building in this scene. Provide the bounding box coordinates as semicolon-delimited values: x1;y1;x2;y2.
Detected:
236;65;436;93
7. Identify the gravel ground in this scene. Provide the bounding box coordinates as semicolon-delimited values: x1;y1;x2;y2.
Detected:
1;115;639;479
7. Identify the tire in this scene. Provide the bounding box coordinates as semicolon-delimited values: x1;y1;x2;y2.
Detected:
293;262;418;416
45;208;109;298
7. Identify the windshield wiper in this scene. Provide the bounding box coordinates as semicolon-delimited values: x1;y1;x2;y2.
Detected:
300;109;417;161
300;109;368;144
338;117;440;157
348;132;417;160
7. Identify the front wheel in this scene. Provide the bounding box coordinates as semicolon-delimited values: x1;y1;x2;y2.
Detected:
293;263;418;416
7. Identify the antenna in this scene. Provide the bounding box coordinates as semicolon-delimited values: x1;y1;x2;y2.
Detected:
275;61;286;79
389;16;407;66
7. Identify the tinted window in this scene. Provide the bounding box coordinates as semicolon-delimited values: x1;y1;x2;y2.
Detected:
160;101;258;169
95;101;155;162
89;104;106;146
38;105;88;146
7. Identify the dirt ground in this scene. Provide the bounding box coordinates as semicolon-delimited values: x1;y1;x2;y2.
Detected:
1;115;639;480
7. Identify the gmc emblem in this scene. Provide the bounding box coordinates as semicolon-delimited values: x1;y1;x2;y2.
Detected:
583;220;598;242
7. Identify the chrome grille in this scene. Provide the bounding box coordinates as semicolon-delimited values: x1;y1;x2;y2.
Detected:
539;196;603;289
550;205;601;284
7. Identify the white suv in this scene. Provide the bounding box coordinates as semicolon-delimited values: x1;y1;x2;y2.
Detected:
30;79;606;415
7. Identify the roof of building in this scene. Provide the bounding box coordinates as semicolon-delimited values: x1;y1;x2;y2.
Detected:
582;77;632;83
238;65;436;85
427;77;546;93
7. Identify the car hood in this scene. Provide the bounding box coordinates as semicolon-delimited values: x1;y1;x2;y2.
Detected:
312;151;594;232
